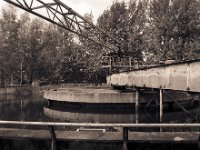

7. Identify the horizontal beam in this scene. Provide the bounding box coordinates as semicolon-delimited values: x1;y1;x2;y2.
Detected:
1;120;200;128
107;59;200;92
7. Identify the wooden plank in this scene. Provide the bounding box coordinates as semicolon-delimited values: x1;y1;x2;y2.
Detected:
0;128;199;142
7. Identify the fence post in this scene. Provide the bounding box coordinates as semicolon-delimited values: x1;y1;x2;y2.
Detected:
122;127;128;150
49;126;57;150
160;89;163;132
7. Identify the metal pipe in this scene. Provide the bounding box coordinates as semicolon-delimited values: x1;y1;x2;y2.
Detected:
122;127;128;150
135;89;139;124
49;126;57;150
160;89;163;132
1;121;200;128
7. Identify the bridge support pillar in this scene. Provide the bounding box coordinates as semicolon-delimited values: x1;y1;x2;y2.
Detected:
160;89;163;132
135;89;140;124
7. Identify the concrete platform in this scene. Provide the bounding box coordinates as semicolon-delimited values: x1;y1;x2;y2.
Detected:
44;88;138;103
43;87;194;104
0;128;199;142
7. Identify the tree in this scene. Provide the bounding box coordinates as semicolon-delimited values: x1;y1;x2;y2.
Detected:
0;5;20;85
97;1;128;55
18;12;31;85
128;0;148;62
97;0;149;70
40;24;76;83
170;0;200;60
25;18;46;84
148;0;200;61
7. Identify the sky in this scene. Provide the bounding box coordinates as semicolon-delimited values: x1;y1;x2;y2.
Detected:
0;0;128;22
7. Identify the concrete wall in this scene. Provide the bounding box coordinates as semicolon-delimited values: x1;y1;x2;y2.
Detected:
107;60;200;92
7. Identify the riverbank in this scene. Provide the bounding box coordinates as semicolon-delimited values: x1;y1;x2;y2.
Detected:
0;83;109;98
0;86;32;96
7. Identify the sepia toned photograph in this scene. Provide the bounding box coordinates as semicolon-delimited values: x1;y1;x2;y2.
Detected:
0;0;200;150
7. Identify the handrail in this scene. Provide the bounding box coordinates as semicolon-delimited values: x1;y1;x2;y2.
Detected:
0;120;200;128
0;121;200;150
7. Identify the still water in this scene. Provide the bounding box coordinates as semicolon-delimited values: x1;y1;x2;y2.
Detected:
0;93;199;124
0;92;199;150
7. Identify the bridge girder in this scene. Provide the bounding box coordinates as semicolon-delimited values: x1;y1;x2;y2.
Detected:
3;0;120;52
107;59;200;93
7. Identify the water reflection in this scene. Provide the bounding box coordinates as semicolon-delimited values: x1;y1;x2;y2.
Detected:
0;94;199;124
0;94;49;121
44;101;200;124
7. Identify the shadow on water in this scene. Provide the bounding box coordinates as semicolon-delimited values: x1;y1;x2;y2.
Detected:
44;100;200;124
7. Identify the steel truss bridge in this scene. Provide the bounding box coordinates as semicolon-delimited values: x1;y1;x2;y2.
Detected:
3;0;122;52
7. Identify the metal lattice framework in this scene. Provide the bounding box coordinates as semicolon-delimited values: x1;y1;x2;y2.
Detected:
3;0;121;52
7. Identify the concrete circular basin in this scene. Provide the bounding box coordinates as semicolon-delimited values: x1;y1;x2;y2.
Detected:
44;88;139;103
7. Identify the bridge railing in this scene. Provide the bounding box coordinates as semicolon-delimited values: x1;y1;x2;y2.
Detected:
0;121;200;150
1;120;200;128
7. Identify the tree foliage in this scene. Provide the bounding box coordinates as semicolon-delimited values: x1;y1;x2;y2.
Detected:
1;0;200;86
148;0;200;61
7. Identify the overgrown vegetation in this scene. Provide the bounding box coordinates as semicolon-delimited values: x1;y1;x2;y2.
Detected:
1;0;200;86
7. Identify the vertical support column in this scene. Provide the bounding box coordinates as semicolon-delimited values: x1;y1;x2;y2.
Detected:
135;89;139;124
129;56;132;70
198;97;200;149
160;89;163;132
48;100;51;107
122;127;128;150
109;56;112;74
49;126;57;150
0;62;4;87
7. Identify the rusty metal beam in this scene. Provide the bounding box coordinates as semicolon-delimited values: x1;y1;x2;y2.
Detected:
107;59;200;93
3;0;121;52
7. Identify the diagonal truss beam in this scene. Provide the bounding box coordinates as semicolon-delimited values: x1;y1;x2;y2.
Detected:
3;0;121;52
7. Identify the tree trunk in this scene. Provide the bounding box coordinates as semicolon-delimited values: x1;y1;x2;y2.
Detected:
0;62;4;87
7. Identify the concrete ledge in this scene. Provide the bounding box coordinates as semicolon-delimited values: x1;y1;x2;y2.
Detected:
44;88;194;104
44;88;138;103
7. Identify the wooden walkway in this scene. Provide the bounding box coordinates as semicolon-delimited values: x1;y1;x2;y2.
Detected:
0;128;199;143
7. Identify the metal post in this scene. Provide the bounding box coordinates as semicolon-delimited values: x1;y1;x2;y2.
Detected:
129;57;132;70
198;98;200;149
109;56;112;74
48;100;51;107
160;89;163;132
135;89;139;124
122;127;128;150
48;126;57;150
